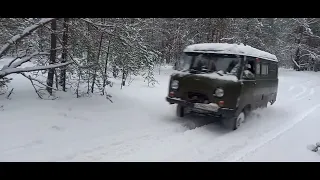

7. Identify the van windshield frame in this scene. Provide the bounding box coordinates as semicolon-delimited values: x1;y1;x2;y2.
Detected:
176;52;243;76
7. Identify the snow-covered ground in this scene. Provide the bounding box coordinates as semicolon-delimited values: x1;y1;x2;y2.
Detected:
1;59;320;162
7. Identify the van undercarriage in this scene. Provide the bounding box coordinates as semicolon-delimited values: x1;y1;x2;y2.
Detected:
166;96;236;119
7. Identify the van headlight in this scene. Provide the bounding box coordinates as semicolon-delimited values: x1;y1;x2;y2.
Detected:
215;88;224;97
171;80;179;89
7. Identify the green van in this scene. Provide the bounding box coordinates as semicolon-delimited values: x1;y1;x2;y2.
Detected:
166;43;279;130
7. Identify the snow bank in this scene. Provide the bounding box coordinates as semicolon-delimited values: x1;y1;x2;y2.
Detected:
184;43;278;62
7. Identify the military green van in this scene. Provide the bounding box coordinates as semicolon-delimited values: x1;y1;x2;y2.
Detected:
166;43;279;130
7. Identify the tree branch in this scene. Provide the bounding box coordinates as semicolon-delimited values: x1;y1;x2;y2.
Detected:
41;24;89;68
24;74;43;99
0;62;72;78
79;18;115;29
7;57;21;68
9;51;50;68
20;73;58;91
0;18;56;59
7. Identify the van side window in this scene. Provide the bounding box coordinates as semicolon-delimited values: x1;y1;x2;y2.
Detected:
243;57;256;79
261;63;268;75
269;63;277;78
256;62;261;75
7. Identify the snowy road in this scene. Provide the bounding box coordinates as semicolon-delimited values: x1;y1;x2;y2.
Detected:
1;65;320;161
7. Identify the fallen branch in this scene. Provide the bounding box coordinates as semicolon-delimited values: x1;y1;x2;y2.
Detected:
7;56;21;68
9;51;50;68
26;74;43;99
0;61;72;78
291;57;301;69
4;49;59;69
80;18;115;28
20;73;58;91
6;88;14;99
0;18;56;59
105;93;113;103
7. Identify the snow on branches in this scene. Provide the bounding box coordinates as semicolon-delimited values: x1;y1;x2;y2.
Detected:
0;18;55;59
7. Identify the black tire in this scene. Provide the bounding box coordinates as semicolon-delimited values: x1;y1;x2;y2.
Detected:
270;100;275;105
222;111;245;130
176;104;185;117
261;101;268;108
243;105;252;116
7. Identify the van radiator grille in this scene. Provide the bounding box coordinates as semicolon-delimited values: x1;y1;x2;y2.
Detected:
186;92;209;103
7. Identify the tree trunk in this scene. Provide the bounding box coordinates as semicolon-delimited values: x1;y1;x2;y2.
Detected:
86;22;91;94
60;18;69;92
91;31;103;93
120;69;126;89
38;26;44;52
293;47;300;70
294;29;303;71
46;19;57;95
244;20;250;46
102;38;111;95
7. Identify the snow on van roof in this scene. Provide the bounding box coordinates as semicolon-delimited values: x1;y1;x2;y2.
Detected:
183;43;278;62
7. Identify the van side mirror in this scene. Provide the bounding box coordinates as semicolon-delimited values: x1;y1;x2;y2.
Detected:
243;70;255;79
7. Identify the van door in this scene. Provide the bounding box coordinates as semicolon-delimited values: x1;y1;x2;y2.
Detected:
254;58;266;108
240;57;260;111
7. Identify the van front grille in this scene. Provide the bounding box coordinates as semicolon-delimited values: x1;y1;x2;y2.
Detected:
187;92;209;103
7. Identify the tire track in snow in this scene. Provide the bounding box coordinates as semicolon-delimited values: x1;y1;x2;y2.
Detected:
288;86;295;91
60;118;218;162
59;103;219;161
291;86;307;100
107;123;228;162
161;114;263;162
0;140;44;154
71;74;320;162
293;81;320;101
161;77;320;162
295;88;315;101
217;78;320;161
281;79;313;102
163;102;320;162
1;115;188;161
52;119;199;161
283;79;316;103
64;71;320;161
212;82;319;162
229;102;320;162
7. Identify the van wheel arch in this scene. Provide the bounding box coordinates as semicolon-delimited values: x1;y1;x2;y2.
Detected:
223;105;251;130
235;104;251;117
176;104;185;117
242;104;252;116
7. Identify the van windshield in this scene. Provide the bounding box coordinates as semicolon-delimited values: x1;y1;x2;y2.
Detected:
176;52;241;75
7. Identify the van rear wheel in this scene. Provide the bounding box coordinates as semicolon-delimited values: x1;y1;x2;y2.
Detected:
262;101;268;108
176;104;185;117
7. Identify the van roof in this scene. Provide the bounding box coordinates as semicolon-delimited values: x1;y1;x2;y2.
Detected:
183;43;278;62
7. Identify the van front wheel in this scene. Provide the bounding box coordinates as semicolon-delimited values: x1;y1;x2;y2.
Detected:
176;104;185;117
223;112;245;130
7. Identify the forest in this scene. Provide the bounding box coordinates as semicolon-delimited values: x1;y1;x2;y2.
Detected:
1;18;320;99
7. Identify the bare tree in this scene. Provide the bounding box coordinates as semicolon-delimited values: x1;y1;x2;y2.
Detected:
60;18;69;92
46;19;57;95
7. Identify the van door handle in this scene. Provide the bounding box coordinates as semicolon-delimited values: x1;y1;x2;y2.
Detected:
253;82;256;85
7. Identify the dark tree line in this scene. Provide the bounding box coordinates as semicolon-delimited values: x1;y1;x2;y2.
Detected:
1;18;320;98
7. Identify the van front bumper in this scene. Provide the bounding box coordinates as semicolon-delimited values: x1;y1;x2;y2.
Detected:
166;97;236;118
